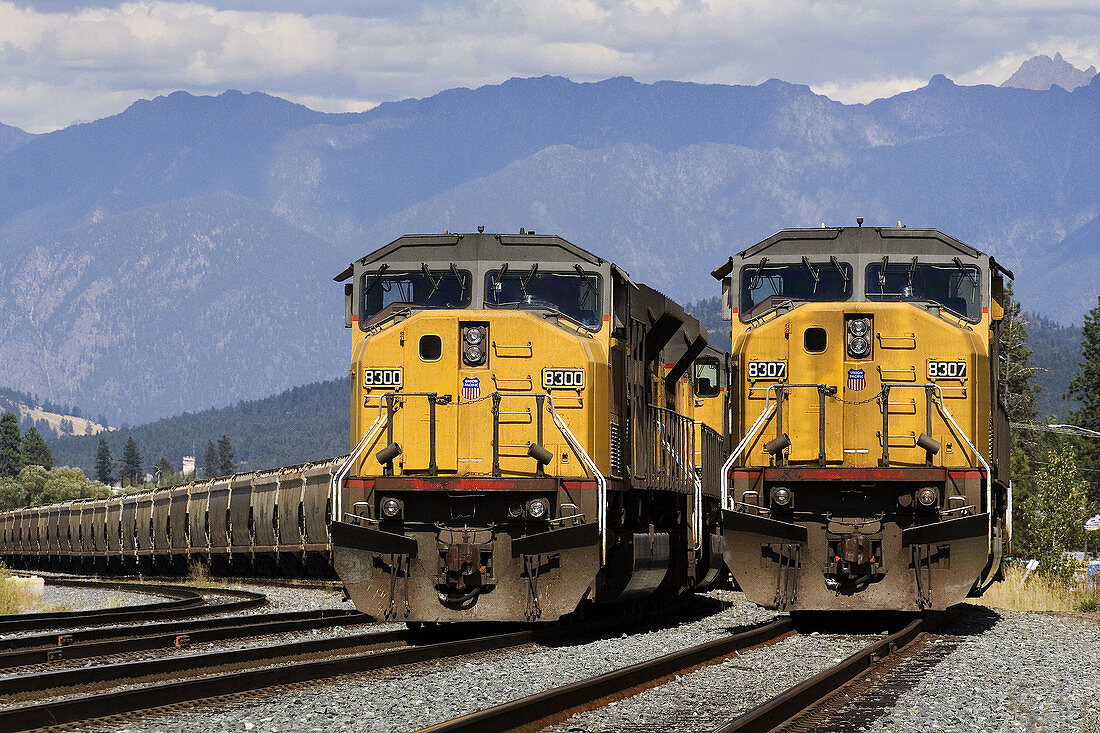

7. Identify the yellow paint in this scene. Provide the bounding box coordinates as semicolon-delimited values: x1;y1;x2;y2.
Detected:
350;310;610;478
732;302;992;469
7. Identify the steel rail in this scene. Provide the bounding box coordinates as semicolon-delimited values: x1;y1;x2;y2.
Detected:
0;610;369;668
0;621;635;732
0;580;267;633
0;608;359;653
414;618;794;733
712;607;960;733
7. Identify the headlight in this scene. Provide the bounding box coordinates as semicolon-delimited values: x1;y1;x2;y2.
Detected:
849;336;870;357
916;488;938;507
526;498;548;519
381;498;402;517
463;343;485;365
847;318;872;358
463;326;484;346
771;487;792;507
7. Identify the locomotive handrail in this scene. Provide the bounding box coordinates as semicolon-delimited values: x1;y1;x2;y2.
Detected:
542;394;608;563
720;400;778;511
722;381;993;554
887;382;993;554
654;412;702;552
331;395;391;523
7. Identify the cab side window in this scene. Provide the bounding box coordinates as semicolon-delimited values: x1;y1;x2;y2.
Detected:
694;358;721;398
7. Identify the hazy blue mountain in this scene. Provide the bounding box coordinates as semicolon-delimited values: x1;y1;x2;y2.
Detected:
1002;53;1097;91
0;122;30;154
1;74;1098;423
0;193;347;424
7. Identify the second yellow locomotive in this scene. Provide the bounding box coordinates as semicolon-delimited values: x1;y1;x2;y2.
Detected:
713;226;1011;611
330;231;729;622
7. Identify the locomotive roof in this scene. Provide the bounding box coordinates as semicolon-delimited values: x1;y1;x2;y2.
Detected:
710;226;1012;280
335;231;607;282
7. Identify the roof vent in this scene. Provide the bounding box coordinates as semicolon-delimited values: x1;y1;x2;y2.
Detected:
477;225;485;233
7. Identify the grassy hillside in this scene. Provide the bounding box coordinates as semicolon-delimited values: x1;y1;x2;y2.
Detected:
49;378;348;477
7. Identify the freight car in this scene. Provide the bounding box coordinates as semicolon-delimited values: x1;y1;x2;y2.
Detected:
712;225;1011;611
0;458;344;576
329;231;730;622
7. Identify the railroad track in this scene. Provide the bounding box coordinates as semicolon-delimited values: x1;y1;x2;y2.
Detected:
416;607;963;733
0;608;368;668
0;578;267;633
0;601;714;732
16;569;342;592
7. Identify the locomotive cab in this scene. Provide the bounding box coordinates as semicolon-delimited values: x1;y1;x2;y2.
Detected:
713;226;1011;611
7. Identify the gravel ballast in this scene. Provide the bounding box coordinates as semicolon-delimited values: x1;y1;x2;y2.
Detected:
83;591;778;733
868;606;1100;733
53;598;1100;733
36;584;162;613
547;631;874;732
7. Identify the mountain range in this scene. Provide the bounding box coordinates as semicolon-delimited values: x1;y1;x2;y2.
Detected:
1001;52;1096;91
2;56;1098;424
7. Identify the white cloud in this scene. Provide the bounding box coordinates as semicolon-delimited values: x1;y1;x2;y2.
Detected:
811;77;929;105
1;0;1099;132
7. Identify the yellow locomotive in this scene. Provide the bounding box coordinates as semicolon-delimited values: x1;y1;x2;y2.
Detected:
330;231;729;622
712;225;1011;611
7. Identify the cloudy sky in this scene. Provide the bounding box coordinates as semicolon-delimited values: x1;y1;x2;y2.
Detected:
2;0;1098;132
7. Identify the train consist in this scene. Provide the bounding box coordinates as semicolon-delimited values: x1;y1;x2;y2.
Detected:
330;232;729;621
714;226;1011;611
0;459;344;576
0;223;1011;619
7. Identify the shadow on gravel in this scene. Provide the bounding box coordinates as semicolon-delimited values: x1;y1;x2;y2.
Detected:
785;603;1001;637
942;603;1001;636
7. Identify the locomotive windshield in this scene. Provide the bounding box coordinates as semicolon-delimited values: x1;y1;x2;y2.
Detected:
361;267;472;321
485;266;602;329
865;260;981;321
739;259;852;320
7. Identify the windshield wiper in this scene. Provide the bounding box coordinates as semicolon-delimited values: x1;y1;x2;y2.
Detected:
801;256;821;293
520;263;539;296
575;264;597;304
952;257;978;287
878;256;888;290
489;263;509;303
421;263;442;299
450;263;467;300
830;256;849;284
748;257;769;292
363;264;390;294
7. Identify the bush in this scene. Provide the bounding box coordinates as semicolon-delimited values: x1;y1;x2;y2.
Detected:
1075;595;1100;613
1014;447;1090;580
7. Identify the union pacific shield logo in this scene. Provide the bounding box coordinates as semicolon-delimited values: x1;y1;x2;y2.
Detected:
847;368;866;391
462;377;480;401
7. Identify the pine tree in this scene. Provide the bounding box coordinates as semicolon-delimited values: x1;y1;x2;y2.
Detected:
203;440;219;479
155;456;174;486
216;435;237;476
95;438;114;484
999;285;1039;426
21;427;53;470
1067;295;1100;501
121;436;143;486
0;412;22;478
